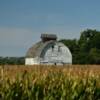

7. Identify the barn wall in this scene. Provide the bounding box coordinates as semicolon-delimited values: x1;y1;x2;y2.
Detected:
40;42;72;64
25;41;72;65
25;58;40;65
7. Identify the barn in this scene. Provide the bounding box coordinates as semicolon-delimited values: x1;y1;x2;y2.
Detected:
25;34;72;65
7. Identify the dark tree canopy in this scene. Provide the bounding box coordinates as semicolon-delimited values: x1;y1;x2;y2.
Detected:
60;29;100;64
0;57;25;65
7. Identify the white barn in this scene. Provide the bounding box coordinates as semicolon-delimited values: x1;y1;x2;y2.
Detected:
25;34;72;65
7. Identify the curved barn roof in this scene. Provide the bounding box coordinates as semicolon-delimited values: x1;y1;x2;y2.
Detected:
26;40;72;59
26;40;56;58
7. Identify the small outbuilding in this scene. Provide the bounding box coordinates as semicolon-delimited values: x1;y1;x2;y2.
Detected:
25;34;72;65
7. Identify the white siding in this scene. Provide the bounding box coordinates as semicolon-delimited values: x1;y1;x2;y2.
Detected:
25;57;40;65
41;42;72;64
25;42;72;65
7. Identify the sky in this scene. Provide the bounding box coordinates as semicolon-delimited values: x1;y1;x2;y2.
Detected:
0;0;100;57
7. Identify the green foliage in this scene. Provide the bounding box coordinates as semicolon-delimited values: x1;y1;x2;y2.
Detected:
60;29;100;64
88;48;100;64
0;57;25;65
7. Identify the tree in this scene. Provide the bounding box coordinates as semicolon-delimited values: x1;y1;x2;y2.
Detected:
0;57;25;65
77;29;100;64
79;29;97;52
60;29;100;64
88;48;100;64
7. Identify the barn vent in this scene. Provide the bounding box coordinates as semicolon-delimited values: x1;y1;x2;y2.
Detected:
41;34;57;42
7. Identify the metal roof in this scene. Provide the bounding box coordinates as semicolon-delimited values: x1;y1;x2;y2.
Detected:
26;40;55;58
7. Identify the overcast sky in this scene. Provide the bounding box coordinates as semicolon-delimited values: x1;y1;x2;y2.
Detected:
0;0;100;56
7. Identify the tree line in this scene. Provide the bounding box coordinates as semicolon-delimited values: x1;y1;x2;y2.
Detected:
0;29;100;65
0;57;24;65
60;29;100;64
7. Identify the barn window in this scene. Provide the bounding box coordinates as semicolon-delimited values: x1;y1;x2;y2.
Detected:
52;45;54;51
58;46;61;52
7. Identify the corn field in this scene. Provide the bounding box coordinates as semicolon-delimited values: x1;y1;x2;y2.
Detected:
0;65;100;100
